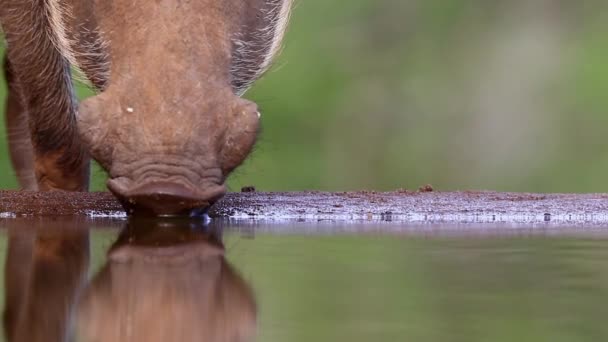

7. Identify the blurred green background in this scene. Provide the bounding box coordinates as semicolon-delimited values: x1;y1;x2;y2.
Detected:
2;1;608;193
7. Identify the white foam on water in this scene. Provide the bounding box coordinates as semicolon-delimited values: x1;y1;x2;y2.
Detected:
0;212;16;219
224;209;608;225
85;210;127;218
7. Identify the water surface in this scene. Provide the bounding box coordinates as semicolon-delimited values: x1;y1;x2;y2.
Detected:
1;218;608;342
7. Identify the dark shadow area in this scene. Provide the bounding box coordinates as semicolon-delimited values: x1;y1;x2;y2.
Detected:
2;218;256;342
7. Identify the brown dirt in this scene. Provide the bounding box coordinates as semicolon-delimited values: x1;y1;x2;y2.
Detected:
2;190;608;224
0;191;121;216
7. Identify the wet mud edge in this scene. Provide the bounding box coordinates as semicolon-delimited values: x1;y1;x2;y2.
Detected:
2;190;608;224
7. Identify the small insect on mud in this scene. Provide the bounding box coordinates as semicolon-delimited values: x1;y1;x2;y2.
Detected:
0;0;292;215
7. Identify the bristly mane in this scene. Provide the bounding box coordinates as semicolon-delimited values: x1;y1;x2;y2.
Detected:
231;0;293;95
43;0;79;68
43;0;109;90
44;0;290;95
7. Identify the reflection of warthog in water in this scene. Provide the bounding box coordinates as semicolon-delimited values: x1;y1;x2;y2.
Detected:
3;219;257;342
77;223;257;342
1;0;292;215
3;219;89;342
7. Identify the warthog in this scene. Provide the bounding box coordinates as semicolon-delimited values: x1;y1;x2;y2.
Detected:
0;0;292;215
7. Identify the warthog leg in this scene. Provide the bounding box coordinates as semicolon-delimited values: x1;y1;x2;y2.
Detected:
3;56;37;190
0;1;90;191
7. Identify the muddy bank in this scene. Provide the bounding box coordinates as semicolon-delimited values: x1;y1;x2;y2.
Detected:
2;190;608;224
0;191;120;217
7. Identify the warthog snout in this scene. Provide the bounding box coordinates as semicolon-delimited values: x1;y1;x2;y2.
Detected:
109;181;227;216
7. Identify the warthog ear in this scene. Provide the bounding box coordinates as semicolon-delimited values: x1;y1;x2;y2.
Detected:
230;0;293;95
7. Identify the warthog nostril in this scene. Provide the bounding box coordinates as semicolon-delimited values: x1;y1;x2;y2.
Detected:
110;181;226;216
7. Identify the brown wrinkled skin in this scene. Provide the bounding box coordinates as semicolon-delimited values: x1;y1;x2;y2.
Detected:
1;0;289;215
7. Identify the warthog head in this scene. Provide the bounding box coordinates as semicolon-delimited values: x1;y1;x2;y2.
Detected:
75;0;291;215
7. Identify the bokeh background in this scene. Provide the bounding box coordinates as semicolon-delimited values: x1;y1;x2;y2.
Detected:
2;0;608;193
